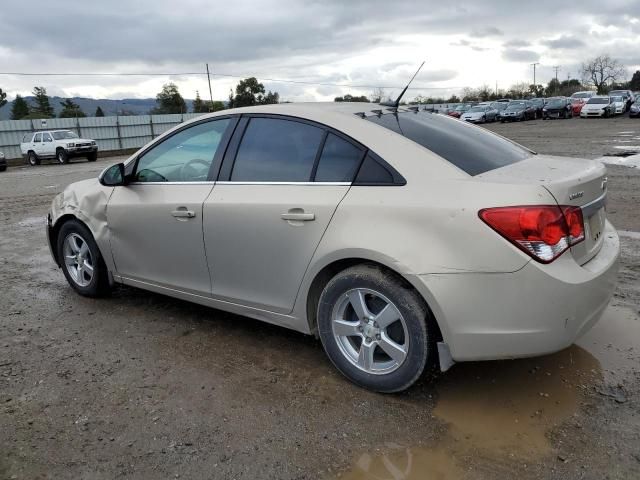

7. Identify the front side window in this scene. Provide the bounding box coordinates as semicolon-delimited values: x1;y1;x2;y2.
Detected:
43;133;52;142
231;117;324;182
134;119;230;182
314;133;364;182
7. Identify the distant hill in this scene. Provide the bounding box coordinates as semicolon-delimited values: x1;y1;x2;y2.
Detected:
0;96;202;119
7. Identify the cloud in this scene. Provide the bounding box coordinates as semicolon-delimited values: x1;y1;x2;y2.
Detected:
504;39;531;48
502;48;540;63
469;26;503;37
541;35;586;49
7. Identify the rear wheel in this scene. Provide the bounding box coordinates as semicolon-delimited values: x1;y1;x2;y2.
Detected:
87;152;97;162
27;151;40;166
57;219;111;297
56;148;69;164
317;264;437;393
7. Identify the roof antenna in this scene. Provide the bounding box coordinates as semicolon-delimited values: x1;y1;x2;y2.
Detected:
381;61;425;108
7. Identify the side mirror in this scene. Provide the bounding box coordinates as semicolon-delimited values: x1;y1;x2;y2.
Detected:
99;163;126;187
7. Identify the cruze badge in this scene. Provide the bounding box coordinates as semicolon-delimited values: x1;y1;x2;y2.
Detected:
569;191;584;200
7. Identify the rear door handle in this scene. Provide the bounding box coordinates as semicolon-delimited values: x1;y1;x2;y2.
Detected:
281;212;315;221
172;208;196;219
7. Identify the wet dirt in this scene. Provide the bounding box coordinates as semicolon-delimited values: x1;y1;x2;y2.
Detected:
340;307;640;480
1;124;640;480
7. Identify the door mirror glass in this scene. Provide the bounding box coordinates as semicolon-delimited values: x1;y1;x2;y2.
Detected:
99;163;126;186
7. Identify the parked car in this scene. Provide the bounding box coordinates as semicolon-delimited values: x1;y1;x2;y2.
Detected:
447;104;473;119
0;151;6;172
580;96;614;118
20;130;98;166
630;102;640;118
460;105;499;123
610;95;626;115
45;103;619;392
500;100;536;122
570;91;596;116
609;90;635;112
490;101;509;120
542;97;572;119
529;98;545;119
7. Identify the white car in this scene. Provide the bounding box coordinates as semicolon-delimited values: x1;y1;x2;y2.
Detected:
45;103;619;392
20;129;98;166
610;96;626;115
580;96;614;118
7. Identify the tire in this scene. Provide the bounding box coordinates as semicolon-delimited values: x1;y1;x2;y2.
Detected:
56;148;69;164
87;152;97;162
0;165;6;172
28;151;40;166
317;264;437;393
56;219;111;297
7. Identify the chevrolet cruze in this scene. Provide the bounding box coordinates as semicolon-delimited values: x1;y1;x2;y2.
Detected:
46;103;619;392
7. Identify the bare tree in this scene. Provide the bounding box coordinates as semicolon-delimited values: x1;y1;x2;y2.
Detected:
369;87;386;103
581;55;626;94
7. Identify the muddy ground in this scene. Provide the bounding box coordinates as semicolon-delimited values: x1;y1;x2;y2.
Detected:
1;117;639;480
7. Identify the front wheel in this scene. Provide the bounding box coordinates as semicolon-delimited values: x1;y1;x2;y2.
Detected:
56;149;69;164
317;264;437;393
57;219;111;297
87;152;97;162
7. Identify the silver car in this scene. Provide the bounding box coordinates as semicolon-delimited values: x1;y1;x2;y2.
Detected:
460;105;499;123
47;103;620;392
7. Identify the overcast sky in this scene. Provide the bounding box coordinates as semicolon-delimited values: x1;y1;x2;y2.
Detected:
0;0;639;102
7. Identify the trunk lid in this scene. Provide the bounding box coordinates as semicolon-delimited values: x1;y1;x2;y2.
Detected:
477;155;608;265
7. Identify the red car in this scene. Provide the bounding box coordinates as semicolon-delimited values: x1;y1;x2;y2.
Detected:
570;91;596;116
447;104;473;118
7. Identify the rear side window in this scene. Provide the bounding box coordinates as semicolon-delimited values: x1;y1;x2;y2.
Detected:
365;111;531;176
314;133;364;182
231;118;324;182
34;133;42;142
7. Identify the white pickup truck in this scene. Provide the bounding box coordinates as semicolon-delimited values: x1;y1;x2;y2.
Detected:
20;129;98;166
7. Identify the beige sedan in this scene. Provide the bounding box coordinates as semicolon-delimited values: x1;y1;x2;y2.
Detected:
46;103;619;392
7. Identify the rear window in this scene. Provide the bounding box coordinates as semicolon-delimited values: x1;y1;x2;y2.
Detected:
365;111;532;176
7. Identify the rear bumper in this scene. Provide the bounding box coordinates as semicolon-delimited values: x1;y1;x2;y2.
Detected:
416;221;620;362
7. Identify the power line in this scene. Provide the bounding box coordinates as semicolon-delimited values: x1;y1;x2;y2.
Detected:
0;70;464;90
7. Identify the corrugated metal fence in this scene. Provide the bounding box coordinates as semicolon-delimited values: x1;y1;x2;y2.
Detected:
0;113;205;159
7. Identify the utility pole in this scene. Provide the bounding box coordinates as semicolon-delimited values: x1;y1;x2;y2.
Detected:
530;62;540;87
495;80;498;97
553;66;560;95
206;63;214;112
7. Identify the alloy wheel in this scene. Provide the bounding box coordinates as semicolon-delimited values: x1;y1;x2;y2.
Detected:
62;233;94;287
331;288;409;375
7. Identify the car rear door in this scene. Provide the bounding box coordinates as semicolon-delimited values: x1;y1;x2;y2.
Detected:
106;117;236;295
203;115;365;314
32;133;44;156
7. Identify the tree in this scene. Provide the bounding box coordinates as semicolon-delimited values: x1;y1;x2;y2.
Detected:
209;100;225;112
192;91;207;113
628;70;640;91
152;83;187;114
370;87;385;103
95;106;105;117
528;84;544;97
228;77;279;108
581;55;626;94
59;99;86;118
334;94;369;102
446;95;461;103
506;82;529;99
0;88;7;109
31;87;54;118
10;95;30;119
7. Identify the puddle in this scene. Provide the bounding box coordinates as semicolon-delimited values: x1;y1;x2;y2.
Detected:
338;306;640;479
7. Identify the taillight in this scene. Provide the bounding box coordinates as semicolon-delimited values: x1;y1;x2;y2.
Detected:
479;205;585;263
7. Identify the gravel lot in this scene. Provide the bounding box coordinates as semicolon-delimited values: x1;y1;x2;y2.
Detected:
1;116;639;480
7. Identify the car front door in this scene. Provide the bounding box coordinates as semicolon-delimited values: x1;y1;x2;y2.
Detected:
42;132;55;156
203;116;365;314
32;133;44;156
107;117;235;295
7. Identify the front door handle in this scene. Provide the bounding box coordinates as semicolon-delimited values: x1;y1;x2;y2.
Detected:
281;212;315;221
172;208;196;219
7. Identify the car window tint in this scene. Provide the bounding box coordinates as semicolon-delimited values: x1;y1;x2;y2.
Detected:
34;133;42;142
366;111;531;176
134;119;230;183
314;133;363;182
231;118;324;182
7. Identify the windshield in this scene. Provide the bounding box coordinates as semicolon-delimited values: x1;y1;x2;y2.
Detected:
609;91;626;96
52;130;79;140
530;99;543;105
508;101;526;108
491;102;507;110
365;111;531;176
572;92;592;99
467;107;485;113
587;98;609;104
546;100;564;107
611;96;623;102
